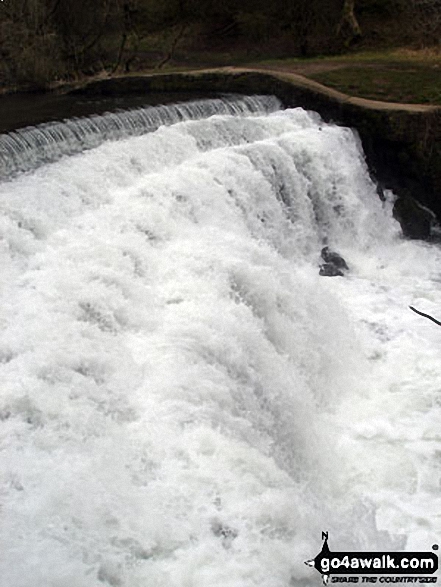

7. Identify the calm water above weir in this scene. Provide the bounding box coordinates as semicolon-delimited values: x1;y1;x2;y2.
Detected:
0;95;440;586
0;89;221;134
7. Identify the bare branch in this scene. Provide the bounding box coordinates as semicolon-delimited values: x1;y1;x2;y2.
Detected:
409;306;441;326
156;23;187;69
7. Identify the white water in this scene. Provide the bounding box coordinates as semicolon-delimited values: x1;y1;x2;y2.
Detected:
0;96;440;587
0;96;280;178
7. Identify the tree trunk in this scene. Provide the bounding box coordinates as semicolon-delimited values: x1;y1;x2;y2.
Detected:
337;0;362;45
156;24;187;69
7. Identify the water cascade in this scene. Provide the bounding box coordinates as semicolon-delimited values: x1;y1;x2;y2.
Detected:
0;96;440;586
0;96;280;178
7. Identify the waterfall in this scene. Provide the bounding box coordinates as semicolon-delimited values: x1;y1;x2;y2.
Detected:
0;96;440;586
0;95;280;178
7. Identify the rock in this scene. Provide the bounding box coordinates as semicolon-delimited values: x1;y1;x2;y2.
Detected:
393;196;434;240
319;263;344;277
321;246;349;270
211;519;238;549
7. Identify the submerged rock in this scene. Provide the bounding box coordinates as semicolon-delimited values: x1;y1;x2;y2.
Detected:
319;263;344;277
321;246;349;270
318;247;349;277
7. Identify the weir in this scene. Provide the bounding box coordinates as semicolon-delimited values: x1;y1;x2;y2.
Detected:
0;98;440;586
0;95;280;178
70;69;441;231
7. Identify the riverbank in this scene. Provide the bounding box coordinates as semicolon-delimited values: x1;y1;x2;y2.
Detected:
249;50;441;105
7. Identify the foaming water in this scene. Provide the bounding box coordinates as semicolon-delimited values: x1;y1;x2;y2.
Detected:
0;98;440;586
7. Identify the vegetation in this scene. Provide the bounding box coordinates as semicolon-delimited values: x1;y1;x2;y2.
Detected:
310;62;441;104
250;50;441;105
0;0;440;91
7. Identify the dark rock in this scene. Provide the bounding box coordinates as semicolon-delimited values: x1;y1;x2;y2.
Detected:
376;182;386;202
211;520;238;548
393;196;434;240
319;263;344;277
321;246;349;270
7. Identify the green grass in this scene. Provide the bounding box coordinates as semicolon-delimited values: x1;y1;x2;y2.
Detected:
253;48;441;67
246;48;441;105
112;40;441;106
309;64;441;105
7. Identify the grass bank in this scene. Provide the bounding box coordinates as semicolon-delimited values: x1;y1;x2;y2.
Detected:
127;47;441;106
243;49;441;105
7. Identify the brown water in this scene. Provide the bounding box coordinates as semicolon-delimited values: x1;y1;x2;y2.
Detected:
0;90;219;134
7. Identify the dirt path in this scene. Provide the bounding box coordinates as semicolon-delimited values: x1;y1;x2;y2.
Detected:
244;60;354;76
183;65;440;112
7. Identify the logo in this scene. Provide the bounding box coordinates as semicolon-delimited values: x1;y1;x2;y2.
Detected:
305;533;439;585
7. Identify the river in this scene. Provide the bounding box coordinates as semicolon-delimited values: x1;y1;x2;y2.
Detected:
0;95;439;586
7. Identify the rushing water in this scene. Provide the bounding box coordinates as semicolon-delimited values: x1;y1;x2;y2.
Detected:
0;96;440;587
0;96;280;178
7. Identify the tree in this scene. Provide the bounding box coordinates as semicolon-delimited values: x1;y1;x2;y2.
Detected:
409;0;441;45
337;0;362;46
0;0;63;86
